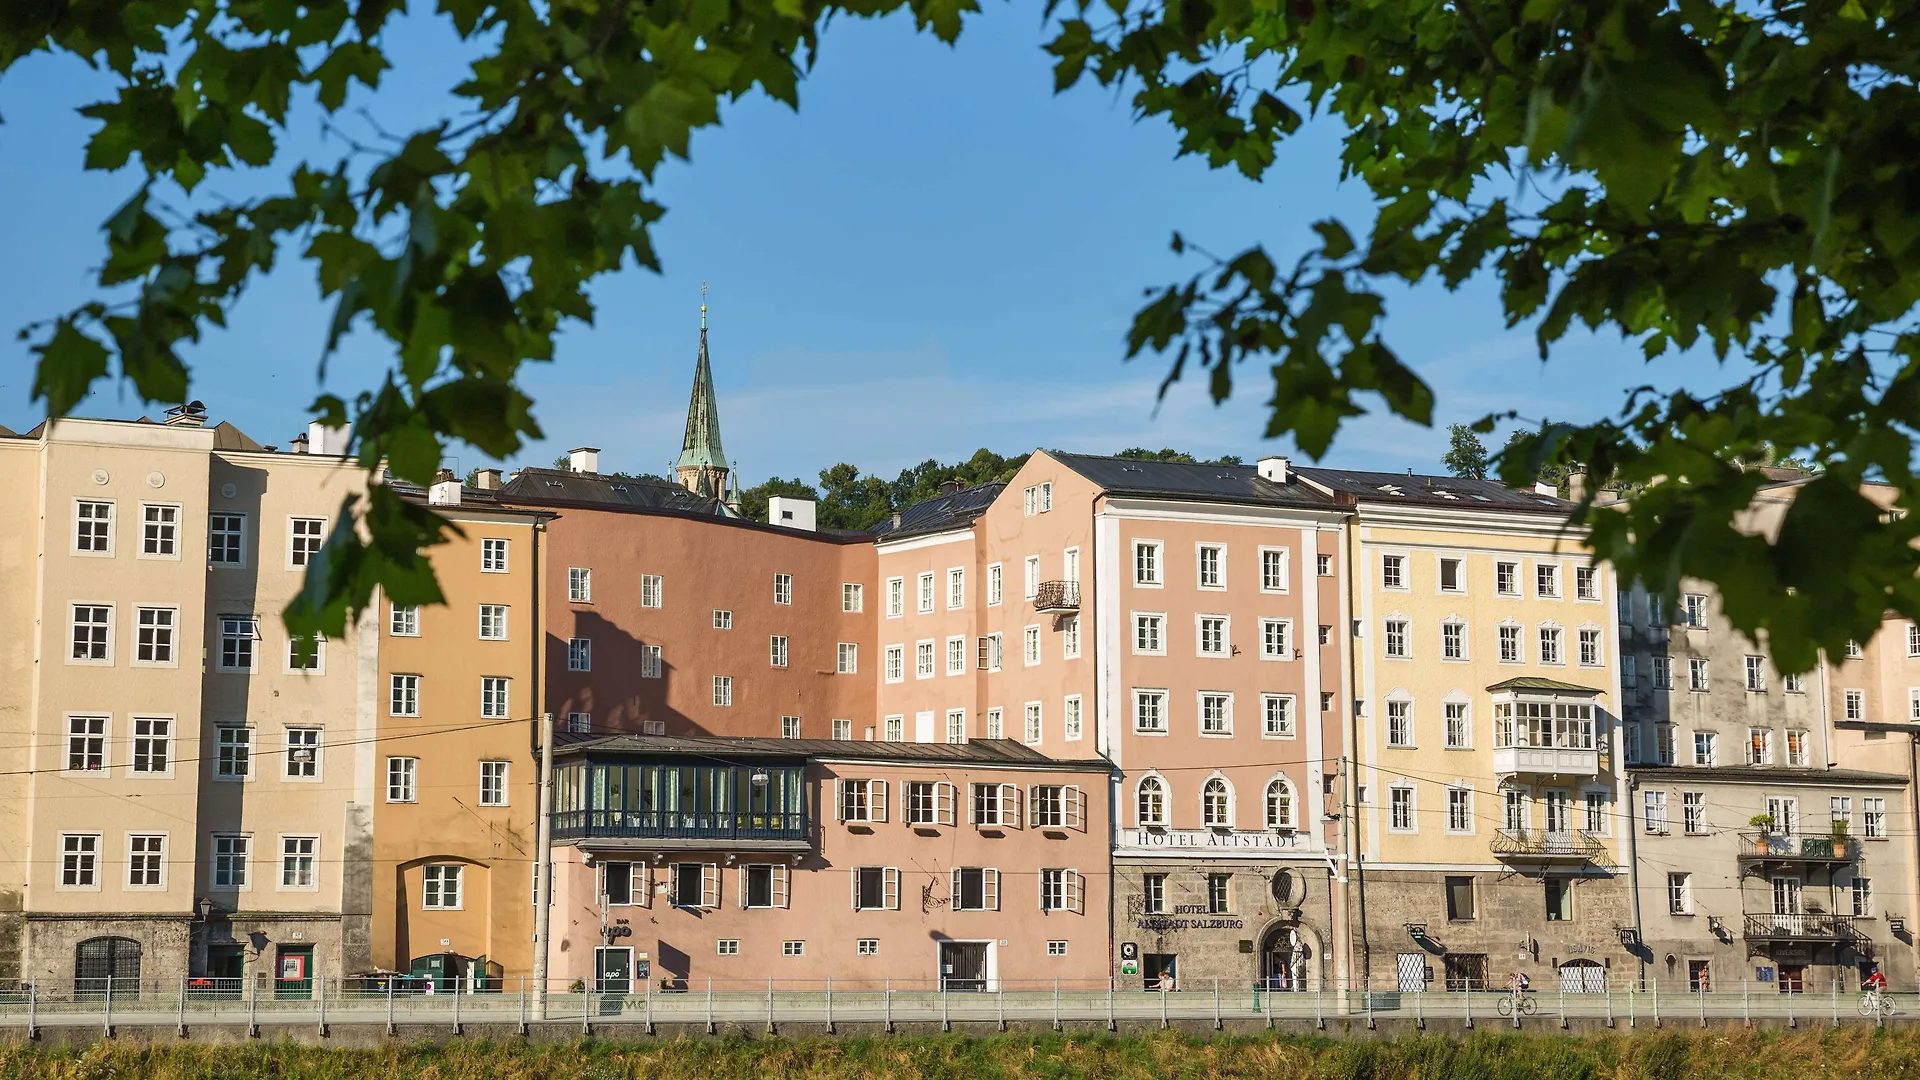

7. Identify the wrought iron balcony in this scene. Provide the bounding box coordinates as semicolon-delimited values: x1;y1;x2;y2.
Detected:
1491;828;1607;862
1742;913;1873;954
1736;832;1855;870
1033;580;1080;614
551;809;809;845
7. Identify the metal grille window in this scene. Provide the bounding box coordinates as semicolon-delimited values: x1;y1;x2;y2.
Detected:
480;537;509;572
219;615;258;671
74;501;113;553
215;726;252;779
290;517;326;566
209;513;245;565
281;837;318;888
386;756;417;802
285;727;320;778
67;716;106;771
142;504;178;556
424;864;463;909
132;717;170;774
71;604;110;661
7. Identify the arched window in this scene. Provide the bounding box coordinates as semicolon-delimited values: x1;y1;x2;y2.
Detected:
1136;775;1167;827
1265;777;1296;830
75;936;141;997
1202;778;1232;828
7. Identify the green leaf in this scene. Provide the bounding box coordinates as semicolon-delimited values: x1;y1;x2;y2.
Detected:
30;320;112;417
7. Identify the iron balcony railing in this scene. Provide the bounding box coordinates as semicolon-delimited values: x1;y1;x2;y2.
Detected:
1033;581;1080;614
1490;828;1607;861
550;809;809;843
1742;913;1873;953
1736;833;1853;862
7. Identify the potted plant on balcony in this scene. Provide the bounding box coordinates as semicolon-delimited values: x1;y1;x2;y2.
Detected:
1830;817;1852;859
1748;814;1775;852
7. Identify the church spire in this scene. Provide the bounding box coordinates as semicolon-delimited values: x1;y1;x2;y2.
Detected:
675;284;730;499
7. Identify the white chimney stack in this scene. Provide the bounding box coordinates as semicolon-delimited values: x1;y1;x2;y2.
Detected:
428;470;463;506
1257;456;1291;483
307;421;352;457
568;446;600;474
767;497;817;532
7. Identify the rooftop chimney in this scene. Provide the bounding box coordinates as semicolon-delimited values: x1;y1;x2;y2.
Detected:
568;446;600;474
290;433;310;454
307;421;352;456
767;496;817;532
474;468;503;491
163;400;208;427
1256;456;1291;483
939;479;963;496
1566;469;1589;503
428;469;463;506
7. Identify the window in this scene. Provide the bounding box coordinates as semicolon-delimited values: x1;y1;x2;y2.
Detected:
971;782;1017;826
1743;655;1766;692
215;726;252;780
1136;776;1167;827
640;574;662;608
1200;693;1232;735
66;716;106;771
1387;704;1424;748
212;835;249;889
1383;618;1409;658
1693;731;1717;766
390;605;419;636
127;836;167;888
1439;557;1464;593
670;863;716;908
1864;798;1886;838
1536;563;1560;598
477;604;509;640
852;938;877;956
1039;869;1081;913
712;609;733;630
906;781;956;826
60;834;99;888
1140;872;1169;915
1381;554;1406;589
1198;615;1227;656
886;577;904;617
947;567;964;609
640;644;659;678
209;513;245;565
1023;557;1039;599
291;517;327;566
1498;623;1522;663
1446;787;1472;832
1578;628;1601;666
286;632;324;672
712;676;734;706
386;756;417;802
1667;873;1692;915
1263;694;1295;738
1494;561;1518;595
74;500;113;553
918;572;935;613
558;636;590;672
1830;796;1852;830
1261;548;1289;592
281;836;318;888
1652;655;1673;689
1683;791;1707;834
566;712;592;734
1316;553;1332;577
1913;622;1920;658
1544;877;1573;921
1539;625;1563;665
1266;778;1296;829
567;567;592;602
1389;786;1415;831
141;504;178;556
1202;778;1232;827
1786;729;1809;766
1064;695;1083;741
1747;727;1771;765
782;716;802;739
1656;724;1675;764
1445;876;1475;921
1135;689;1168;733
1134;613;1164;654
284;727;319;779
390;674;420;716
1443;699;1466;749
977;633;1004;671
424;864;463;909
885;645;904;682
476;760;509;806
772;572;793;605
1442;621;1465;660
987;565;1003;606
1503;790;1528;831
1024;701;1042;744
1134;541;1162;585
1024;625;1041;665
1029;784;1078;829
1206;873;1232;914
70;604;111;662
838;778;887;823
1683;593;1708;628
946;709;966;744
769;635;788;668
1622;654;1637;688
985;708;1003;740
916;640;935;678
1648;595;1666;625
1852;877;1874;918
212;614;258;672
842;582;863;612
1575;566;1598;601
833;718;853;741
1845;689;1865;721
1195;544;1225;589
131;717;171;775
853;866;900;911
1643;790;1668;833
1688;657;1710;692
947;636;965;675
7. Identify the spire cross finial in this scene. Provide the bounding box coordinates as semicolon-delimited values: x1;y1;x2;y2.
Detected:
700;280;708;329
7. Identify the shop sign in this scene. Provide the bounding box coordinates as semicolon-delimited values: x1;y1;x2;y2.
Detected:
1123;829;1307;850
1135;916;1246;931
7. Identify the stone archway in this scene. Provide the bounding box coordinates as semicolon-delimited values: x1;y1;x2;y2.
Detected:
1256;919;1323;992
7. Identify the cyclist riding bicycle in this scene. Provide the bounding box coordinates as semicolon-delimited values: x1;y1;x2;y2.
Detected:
1866;968;1889;993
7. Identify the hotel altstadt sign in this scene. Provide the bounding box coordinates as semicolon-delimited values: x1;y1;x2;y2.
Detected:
1121;828;1309;851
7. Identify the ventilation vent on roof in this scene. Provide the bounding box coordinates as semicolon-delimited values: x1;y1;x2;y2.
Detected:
611;484;628;492
545;480;564;488
1437;490;1459;500
1378;484;1404;496
1122;465;1144;473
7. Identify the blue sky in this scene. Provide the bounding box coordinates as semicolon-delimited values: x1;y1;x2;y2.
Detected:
0;3;1732;485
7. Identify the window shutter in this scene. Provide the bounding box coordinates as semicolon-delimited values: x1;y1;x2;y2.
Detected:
851;868;861;910
884;867;900;910
937;782;956;826
1066;785;1084;830
701;864;720;908
977;637;988;669
834;779;847;822
634;864;651;908
872;780;888;822
1028;785;1041;827
1067;871;1084;914
951;868;962;905
1002;784;1021;828
773;864;789;909
985;868;1000;911
736;865;748;907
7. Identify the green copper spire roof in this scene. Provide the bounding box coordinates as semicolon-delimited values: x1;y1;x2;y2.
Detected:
676;304;726;473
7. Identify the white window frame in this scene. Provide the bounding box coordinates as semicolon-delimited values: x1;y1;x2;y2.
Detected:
289;516;328;569
1024;701;1043;745
386;756;418;802
477;603;509;641
1196;613;1229;657
284;726;321;781
479;537;509;573
1383;617;1410;659
987;564;1003;607
139;503;181;560
1133;540;1163;587
133;605;178;667
1198;691;1233;737
1133;612;1166;656
915;639;936;679
568;638;592;672
838;642;858;675
1134;688;1169;735
1380;553;1408;591
1497;621;1523;664
58;833;101;890
1259;618;1293;661
1258;547;1290;593
480;675;511;719
73;499;114;556
279;835;319;890
65;714;107;774
712;675;734;707
947;635;967;676
390;604;420;636
640;574;663;608
1024;625;1041;667
214;725;253;781
131;715;174;777
769;635;788;668
1388;784;1418;833
1437;555;1466;595
842;582;863;613
390;673;421;716
1196;543;1226;590
69;603;113;665
1261;693;1296;739
886;576;904;618
773;572;793;606
641;646;661;678
568;566;592;603
211;834;250;891
918;571;936;614
885;644;904;683
947;567;965;610
423;863;464;909
208;511;247;567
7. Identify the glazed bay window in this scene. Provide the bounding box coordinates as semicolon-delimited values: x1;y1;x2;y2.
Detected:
952;867;1000;911
423;864;463;909
215;726;252;779
1135;689;1168;733
1492;698;1598;776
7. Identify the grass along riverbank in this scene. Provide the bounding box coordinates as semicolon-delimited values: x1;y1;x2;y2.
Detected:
1;1029;1917;1080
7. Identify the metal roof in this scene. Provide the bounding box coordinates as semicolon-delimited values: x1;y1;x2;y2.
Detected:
1294;466;1574;513
553;732;1110;771
499;467;731;515
1485;676;1606;694
1049;452;1343;510
873;482;1007;540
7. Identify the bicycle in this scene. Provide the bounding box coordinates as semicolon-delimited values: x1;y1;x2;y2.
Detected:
1495;991;1538;1017
1858;990;1896;1017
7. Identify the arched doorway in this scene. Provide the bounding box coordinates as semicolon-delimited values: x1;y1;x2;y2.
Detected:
1258;922;1317;991
1558;959;1606;993
75;936;142;997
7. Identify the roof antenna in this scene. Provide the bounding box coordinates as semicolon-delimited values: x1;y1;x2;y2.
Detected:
700;280;708;330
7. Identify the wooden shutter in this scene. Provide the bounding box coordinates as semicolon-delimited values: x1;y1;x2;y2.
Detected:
1065;785;1084;830
772;864;789;909
984;868;1000;911
871;780;888;822
736;865;749;907
701;864;720;908
1066;870;1083;914
834;779;847;822
977;637;989;669
1001;784;1021;828
937;782;956;826
883;867;900;910
634;864;651;908
851;867;861;910
950;868;962;906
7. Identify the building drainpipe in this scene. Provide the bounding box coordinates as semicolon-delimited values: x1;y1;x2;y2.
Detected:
1090;495;1118;989
1627;772;1647;988
533;710;555;1018
1340;523;1372;990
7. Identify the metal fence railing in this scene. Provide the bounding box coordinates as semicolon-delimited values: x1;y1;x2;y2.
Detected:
0;975;1906;1034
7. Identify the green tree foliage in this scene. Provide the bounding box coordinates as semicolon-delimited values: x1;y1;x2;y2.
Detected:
1116;447;1242;465
1440;425;1490;480
737;476;820;526
7;0;1916;668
